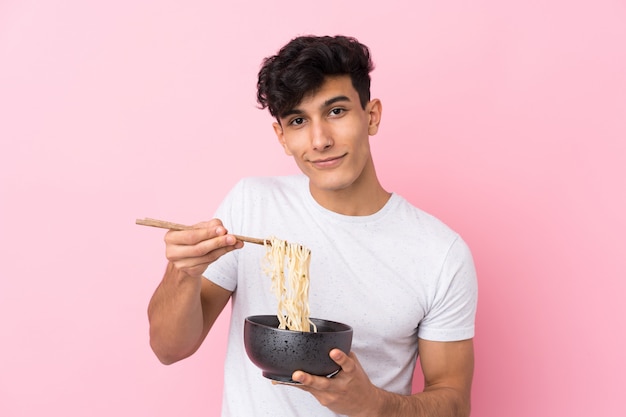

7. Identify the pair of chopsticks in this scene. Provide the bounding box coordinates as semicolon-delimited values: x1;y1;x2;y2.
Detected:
135;218;268;246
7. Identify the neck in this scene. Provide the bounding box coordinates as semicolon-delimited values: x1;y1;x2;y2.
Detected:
309;162;391;216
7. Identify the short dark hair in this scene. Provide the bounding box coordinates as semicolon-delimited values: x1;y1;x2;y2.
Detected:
257;35;374;119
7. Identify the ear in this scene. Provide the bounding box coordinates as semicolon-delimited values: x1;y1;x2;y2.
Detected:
366;99;382;136
273;122;293;156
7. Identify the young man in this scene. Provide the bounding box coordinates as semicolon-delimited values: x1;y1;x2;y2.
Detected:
148;35;477;417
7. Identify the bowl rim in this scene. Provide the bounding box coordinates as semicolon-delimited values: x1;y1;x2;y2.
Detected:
245;314;353;334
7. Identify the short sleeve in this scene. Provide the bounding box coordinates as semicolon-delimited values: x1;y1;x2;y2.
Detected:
417;236;478;341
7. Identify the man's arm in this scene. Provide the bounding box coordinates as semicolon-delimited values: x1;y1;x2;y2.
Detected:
370;338;474;416
148;272;232;364
292;338;474;417
147;220;240;364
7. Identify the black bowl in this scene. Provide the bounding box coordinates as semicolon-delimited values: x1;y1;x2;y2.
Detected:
244;315;353;383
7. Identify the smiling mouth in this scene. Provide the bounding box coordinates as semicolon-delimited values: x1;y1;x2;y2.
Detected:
311;154;346;164
309;154;347;168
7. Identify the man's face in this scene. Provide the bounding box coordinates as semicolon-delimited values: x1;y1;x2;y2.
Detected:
273;75;381;200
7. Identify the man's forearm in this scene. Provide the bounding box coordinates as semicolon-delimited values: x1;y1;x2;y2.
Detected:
359;386;471;417
148;263;205;364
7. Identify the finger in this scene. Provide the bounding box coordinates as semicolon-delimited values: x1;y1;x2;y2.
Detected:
291;370;310;385
290;349;354;388
167;234;241;262
164;221;226;246
292;370;334;392
328;349;356;373
169;242;243;278
171;242;239;267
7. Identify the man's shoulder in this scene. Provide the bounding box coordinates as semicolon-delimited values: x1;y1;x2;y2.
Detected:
392;195;455;230
390;194;464;249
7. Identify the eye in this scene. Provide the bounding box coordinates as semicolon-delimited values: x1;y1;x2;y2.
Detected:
329;108;345;117
289;117;305;126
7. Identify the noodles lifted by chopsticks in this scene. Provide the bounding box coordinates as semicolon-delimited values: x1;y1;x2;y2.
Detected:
263;237;316;332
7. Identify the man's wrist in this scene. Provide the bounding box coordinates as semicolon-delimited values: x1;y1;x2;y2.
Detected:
354;387;399;417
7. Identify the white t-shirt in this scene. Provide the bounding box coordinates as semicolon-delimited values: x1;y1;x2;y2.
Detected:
203;175;478;417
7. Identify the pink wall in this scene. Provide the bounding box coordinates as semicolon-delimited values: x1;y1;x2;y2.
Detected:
1;1;625;416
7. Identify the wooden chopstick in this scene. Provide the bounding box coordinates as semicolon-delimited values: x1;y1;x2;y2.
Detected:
136;218;192;231
135;218;269;246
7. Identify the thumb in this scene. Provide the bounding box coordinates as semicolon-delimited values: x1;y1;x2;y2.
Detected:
329;348;354;372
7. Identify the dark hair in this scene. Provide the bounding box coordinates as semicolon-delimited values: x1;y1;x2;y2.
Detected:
257;35;374;119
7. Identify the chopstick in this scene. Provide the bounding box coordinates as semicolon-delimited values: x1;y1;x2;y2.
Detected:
135;218;269;246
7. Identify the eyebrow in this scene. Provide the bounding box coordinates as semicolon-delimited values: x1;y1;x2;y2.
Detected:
280;95;352;119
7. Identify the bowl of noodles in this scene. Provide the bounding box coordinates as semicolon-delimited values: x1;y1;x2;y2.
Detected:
243;237;353;382
244;315;353;382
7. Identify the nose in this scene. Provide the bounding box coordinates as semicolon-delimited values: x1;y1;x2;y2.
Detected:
311;121;333;151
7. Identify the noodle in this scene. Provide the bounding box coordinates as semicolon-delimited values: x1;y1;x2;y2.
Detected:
263;237;316;332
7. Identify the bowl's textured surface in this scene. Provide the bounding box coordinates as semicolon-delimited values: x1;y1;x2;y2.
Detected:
244;315;353;382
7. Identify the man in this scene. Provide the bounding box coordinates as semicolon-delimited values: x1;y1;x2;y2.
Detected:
148;35;477;417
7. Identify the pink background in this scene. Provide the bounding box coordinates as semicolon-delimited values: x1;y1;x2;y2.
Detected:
1;1;625;416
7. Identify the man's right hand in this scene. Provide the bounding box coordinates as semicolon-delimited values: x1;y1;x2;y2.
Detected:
148;218;240;364
164;219;244;279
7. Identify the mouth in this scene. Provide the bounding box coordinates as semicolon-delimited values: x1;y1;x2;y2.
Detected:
309;154;347;169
